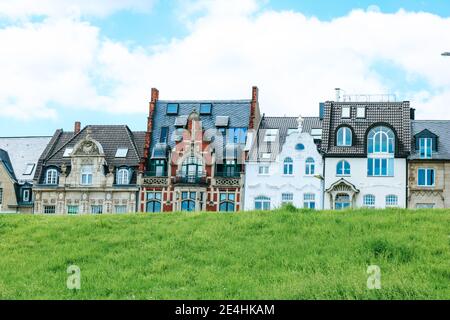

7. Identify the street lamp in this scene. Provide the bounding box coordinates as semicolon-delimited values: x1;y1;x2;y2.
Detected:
442;52;450;56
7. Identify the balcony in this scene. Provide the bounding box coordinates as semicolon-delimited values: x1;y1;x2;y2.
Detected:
215;171;241;178
174;174;207;185
142;171;169;186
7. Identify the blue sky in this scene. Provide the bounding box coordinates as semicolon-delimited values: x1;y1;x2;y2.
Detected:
0;0;450;136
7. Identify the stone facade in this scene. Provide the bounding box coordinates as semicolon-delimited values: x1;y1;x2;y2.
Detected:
0;161;18;213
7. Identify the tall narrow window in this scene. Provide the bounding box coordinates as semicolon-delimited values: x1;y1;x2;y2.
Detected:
22;189;30;202
418;168;435;186
283;157;293;175
117;168;130;185
336;160;351;176
337;127;352;146
0;188;3;205
419;138;433;159
81;165;93;185
160;127;169;143
181;192;196;212
367;126;395;177
45;169;58;185
305;158;315;175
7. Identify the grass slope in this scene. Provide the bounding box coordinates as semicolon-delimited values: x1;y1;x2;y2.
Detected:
0;209;449;300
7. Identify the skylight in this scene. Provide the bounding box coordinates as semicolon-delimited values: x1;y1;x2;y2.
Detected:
63;148;73;157
166;103;179;115
115;148;128;158
23;163;35;175
200;103;212;115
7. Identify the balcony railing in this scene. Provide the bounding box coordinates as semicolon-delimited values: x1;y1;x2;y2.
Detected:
174;174;207;185
215;171;242;178
144;171;167;177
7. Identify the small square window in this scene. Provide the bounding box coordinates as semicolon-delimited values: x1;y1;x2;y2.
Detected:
258;166;269;175
261;153;272;160
356;106;366;118
200;103;212;115
342;106;351;118
166;103;179;115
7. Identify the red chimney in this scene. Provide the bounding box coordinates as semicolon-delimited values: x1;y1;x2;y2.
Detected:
249;86;259;129
74;121;81;134
140;88;159;172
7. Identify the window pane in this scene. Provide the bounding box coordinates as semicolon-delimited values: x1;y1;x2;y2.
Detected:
418;169;425;185
368;158;373;176
374;159;381;176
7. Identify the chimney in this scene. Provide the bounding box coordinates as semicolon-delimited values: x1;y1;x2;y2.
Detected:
74;121;81;134
249;86;259;129
140;88;159;172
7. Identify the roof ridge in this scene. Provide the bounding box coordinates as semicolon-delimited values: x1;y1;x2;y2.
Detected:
46;128;83;161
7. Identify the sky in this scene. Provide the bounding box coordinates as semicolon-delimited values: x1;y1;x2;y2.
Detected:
0;0;450;136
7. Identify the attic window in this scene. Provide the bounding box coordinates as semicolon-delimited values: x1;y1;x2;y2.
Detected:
200;103;212;115
166;103;179;115
311;128;323;138
356;106;366;118
261;153;272;160
63;148;73;157
264;129;278;142
174;115;188;127
115;148;128;158
342;106;351;118
215;116;230;127
23;163;35;175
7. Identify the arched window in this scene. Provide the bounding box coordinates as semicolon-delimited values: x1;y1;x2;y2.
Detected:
385;195;398;207
363;194;376;208
45;168;58;185
337;127;352;146
368;126;395;177
283;157;293;175
219;193;235;212
181;192;196;212
117;168;130;185
336;160;351;176
181;156;203;183
305;158;315;175
255;196;271;210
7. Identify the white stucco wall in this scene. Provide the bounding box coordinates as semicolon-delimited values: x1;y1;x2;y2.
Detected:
324;157;407;209
244;131;323;210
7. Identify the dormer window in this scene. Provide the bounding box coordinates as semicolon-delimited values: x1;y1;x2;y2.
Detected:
45;169;59;185
419;138;433;159
117;168;130;185
81;165;93;185
200;103;212;115
166;103;179;115
337;127;352;146
341;106;351;118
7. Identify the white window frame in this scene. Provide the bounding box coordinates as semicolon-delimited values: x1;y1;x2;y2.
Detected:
254;196;271;210
305;158;315;176
385;195;398;207
283;157;294;175
117;168;130;185
337;127;352;146
303;193;316;209
45;169;58;185
356;106;366;118
417;168;435;187
258;165;269;175
281;193;294;204
419;138;433;159
81;165;93;186
363;194;376;208
336;160;351;176
22;189;30;202
341;106;351;118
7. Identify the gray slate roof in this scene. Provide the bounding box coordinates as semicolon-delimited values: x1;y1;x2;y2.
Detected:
0;136;51;183
249;116;322;161
151;100;252;150
410;120;450;160
321;101;412;157
34;126;145;183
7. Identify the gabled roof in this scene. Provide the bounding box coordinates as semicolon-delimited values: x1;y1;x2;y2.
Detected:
0;136;51;183
151;100;252;150
34;126;146;181
410;120;450;160
249;116;322;161
321;101;412;157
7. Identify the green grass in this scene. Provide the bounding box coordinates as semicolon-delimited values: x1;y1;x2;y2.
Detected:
0;209;449;300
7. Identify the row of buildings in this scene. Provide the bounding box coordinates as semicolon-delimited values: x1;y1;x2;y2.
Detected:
1;87;449;214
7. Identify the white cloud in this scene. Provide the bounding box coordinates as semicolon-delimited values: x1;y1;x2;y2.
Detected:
0;0;154;19
1;0;450;121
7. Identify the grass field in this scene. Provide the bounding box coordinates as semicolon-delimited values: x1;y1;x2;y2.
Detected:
0;208;449;300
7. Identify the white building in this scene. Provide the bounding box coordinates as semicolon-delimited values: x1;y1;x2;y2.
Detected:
320;101;413;210
244;116;323;210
